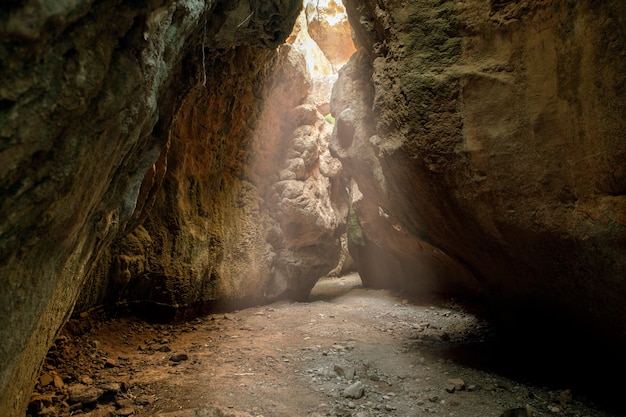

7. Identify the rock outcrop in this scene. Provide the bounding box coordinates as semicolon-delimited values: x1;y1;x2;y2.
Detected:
304;0;356;69
335;0;626;348
0;0;302;414
3;0;625;414
78;4;348;317
81;42;347;315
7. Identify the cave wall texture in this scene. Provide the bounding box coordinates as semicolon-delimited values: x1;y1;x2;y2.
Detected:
78;1;349;317
2;0;626;415
335;0;625;348
0;0;305;414
78;42;346;318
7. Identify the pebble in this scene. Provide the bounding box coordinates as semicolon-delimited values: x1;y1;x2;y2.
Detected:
558;389;573;405
117;407;135;416
445;378;466;393
342;381;365;399
53;374;64;389
68;384;104;404
333;364;356;380
116;398;134;408
85;405;116;417
29;393;54;409
135;395;156;405
98;382;122;394
39;373;54;387
169;353;189;362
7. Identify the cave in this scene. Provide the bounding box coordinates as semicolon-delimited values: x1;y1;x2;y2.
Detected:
1;0;625;416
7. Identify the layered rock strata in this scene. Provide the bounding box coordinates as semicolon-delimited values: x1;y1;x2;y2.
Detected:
335;0;626;348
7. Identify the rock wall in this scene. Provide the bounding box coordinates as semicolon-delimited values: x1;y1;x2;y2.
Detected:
335;0;626;349
4;0;624;413
0;0;303;414
81;42;347;315
78;2;349;317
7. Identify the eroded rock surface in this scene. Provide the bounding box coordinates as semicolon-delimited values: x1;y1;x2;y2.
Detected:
336;0;626;348
80;8;348;316
0;0;302;414
304;0;356;68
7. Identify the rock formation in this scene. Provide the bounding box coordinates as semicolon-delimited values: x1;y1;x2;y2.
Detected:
78;3;349;316
2;0;626;415
0;1;303;414
335;0;626;347
304;0;356;69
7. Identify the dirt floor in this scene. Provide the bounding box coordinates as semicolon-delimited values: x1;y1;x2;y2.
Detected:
28;273;622;417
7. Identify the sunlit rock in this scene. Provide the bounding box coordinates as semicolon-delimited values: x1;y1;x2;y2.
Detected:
304;0;356;68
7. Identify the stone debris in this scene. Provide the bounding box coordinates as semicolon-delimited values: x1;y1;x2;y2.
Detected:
104;357;117;368
333;364;356;380
98;381;122;394
83;405;116;417
53;374;64;389
28;274;618;417
342;381;365;399
445;378;466;393
558;389;573;405
155;405;254;417
500;404;534;417
169;353;189;362
39;373;54;387
67;384;104;404
117;407;136;416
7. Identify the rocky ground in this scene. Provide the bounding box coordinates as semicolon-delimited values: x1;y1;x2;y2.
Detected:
27;273;621;417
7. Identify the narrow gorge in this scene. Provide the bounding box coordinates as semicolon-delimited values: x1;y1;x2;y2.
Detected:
1;1;625;416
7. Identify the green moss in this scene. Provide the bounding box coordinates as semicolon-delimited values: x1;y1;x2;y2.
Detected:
324;113;335;124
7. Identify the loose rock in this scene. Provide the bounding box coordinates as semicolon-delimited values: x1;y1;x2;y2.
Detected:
52;374;64;389
445;378;466;393
117;407;135;416
342;381;365;399
98;382;122;394
39;373;54;387
67;384;104;404
334;364;356;380
169;353;189;362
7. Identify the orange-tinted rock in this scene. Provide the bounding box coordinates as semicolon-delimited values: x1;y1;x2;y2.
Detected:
305;0;356;68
